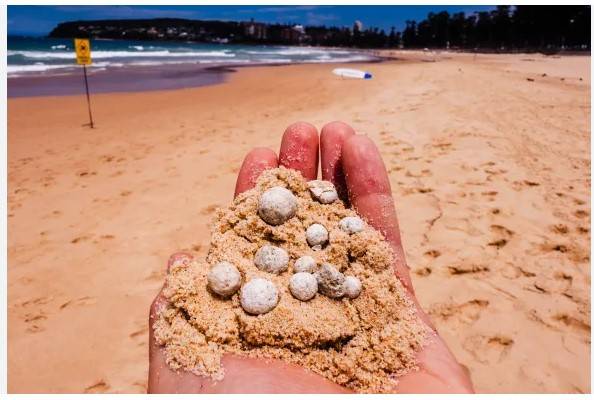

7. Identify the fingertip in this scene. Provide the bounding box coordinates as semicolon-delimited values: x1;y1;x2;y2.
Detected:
342;135;392;198
167;252;193;273
234;147;278;198
320;121;355;200
279;122;319;180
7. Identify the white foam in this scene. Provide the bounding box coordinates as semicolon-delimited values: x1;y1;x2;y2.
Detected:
8;50;237;59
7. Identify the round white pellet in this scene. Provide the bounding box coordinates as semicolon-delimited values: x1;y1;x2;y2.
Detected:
343;276;362;299
207;261;242;297
316;263;345;298
289;272;318;301
307;180;339;204
339;216;365;234
294;255;316;273
306;223;328;249
254;245;289;274
258;186;298;226
240;278;279;315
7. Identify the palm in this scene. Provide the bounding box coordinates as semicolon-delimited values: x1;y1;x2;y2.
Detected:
148;122;474;393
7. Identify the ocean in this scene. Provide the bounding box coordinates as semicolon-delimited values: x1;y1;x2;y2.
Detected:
8;36;379;77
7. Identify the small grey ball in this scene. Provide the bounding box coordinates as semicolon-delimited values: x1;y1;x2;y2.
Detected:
258;186;298;226
307;180;338;204
294;255;316;273
306;223;328;249
207;261;242;297
339;216;365;234
289;272;318;301
316;263;345;298
240;278;279;315
343;276;362;299
254;245;289;274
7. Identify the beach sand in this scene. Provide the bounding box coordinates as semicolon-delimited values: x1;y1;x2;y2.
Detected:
7;51;591;393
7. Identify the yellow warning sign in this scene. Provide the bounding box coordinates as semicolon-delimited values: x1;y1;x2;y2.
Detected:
74;38;92;65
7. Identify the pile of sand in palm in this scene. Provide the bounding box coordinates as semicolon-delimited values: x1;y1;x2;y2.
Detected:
153;167;428;393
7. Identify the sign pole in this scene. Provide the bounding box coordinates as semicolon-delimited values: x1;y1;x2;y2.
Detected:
82;64;94;128
74;38;94;128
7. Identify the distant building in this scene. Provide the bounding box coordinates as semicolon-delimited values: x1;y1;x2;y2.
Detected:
353;20;363;33
244;19;267;40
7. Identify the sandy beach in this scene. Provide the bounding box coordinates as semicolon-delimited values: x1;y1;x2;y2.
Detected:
7;51;591;393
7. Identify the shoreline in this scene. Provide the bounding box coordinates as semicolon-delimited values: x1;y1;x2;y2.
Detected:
7;56;388;98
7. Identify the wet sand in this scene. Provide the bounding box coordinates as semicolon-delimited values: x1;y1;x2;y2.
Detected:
7;51;591;393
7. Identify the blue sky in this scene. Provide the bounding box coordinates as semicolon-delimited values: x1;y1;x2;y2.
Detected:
8;5;496;36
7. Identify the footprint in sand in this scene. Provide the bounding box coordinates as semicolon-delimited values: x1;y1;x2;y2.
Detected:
71;235;92;244
550;224;569;234
200;204;220;215
24;312;47;333
429;299;489;326
84;379;110;394
463;334;514;364
488;224;514;249
424;249;441;258
574;209;589;219
60;296;97;310
414;266;432;276
539;241;589;263
552;313;591;333
447;264;490;276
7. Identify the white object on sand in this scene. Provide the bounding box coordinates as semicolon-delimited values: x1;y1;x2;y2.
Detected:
207;261;242;297
343;276;362;299
258;186;298;226
289;272;318;301
307;180;339;204
339;216;365;234
254;245;289;274
332;68;372;79
294;255;316;273
316;263;346;298
240;278;279;315
306;223;329;250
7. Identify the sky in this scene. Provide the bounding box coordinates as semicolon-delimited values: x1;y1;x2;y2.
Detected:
8;5;497;36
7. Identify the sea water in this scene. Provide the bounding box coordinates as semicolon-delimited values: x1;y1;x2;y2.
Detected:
8;36;378;77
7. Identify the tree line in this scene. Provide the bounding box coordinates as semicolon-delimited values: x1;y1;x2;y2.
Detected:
400;5;589;51
48;5;590;52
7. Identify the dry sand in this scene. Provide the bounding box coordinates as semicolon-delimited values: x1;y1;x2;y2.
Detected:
7;51;591;393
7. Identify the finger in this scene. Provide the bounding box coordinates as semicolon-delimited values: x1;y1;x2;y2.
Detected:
320;121;355;201
149;253;203;393
234;147;278;198
278;122;319;180
342;135;413;293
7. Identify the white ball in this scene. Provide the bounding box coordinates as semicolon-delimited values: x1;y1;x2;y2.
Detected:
307;180;339;204
240;278;279;315
316;263;345;298
343;276;362;299
306;223;329;249
207;261;242;297
339;216;365;234
289;272;318;301
254;245;289;274
294;255;316;273
258;186;298;226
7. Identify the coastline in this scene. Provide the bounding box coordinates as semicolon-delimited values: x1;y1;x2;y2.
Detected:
8;53;590;393
7;56;387;98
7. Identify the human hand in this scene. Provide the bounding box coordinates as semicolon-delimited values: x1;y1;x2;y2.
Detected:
148;121;474;393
